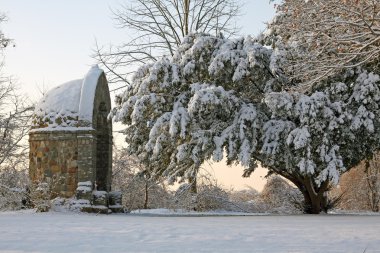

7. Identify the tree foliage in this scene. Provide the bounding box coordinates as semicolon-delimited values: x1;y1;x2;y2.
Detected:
267;0;380;90
113;32;380;213
94;0;241;86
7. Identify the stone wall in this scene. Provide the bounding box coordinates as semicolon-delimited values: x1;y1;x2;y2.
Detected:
28;70;113;205
29;129;96;198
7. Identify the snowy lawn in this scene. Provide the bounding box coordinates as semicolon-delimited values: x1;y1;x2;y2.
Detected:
1;210;380;253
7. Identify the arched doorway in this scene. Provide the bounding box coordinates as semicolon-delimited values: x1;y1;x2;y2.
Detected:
95;102;111;191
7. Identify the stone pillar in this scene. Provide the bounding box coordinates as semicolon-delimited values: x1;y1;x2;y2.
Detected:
77;131;96;186
107;134;113;191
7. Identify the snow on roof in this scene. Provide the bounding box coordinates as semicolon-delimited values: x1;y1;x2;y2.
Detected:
79;66;104;121
31;65;104;131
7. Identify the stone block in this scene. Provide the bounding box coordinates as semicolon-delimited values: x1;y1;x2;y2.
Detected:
109;206;125;213
51;165;60;173
76;181;93;201
44;170;52;177
68;167;77;174
61;165;68;173
93;191;108;206
69;160;77;168
81;206;110;214
49;160;57;166
108;191;122;206
67;175;77;187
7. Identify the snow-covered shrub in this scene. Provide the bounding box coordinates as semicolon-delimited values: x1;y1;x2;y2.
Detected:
28;175;64;212
172;182;232;211
0;186;26;211
30;182;50;212
171;173;248;212
0;167;29;211
229;187;259;203
171;183;196;210
259;175;303;214
196;184;230;211
228;187;268;213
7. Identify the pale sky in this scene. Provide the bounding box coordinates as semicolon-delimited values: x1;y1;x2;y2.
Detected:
1;0;276;191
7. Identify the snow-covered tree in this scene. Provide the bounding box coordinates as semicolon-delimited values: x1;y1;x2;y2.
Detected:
112;33;275;184
96;0;242;193
267;0;380;90
113;33;380;213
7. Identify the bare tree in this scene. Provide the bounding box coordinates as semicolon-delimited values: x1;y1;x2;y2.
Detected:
0;78;32;171
333;165;368;211
0;13;32;210
269;0;380;90
94;0;241;88
365;154;380;212
112;147;170;210
0;14;31;174
0;13;12;50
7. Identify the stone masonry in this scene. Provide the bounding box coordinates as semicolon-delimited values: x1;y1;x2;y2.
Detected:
29;66;121;213
29;129;96;198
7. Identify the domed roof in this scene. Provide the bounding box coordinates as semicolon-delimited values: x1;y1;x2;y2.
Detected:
32;65;106;131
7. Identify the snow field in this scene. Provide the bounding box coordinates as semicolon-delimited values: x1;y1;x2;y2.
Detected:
0;211;380;253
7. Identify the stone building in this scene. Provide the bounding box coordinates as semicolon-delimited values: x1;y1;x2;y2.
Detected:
29;66;120;211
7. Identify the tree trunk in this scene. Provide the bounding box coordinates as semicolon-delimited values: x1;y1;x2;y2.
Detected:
365;159;380;212
188;176;197;210
369;189;379;212
143;182;148;209
183;0;190;35
309;193;325;214
287;175;329;214
300;190;327;214
302;178;329;214
188;176;197;194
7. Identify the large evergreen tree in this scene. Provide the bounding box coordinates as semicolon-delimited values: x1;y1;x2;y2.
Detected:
112;33;380;214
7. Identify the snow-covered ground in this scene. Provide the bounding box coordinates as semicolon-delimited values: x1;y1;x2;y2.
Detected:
1;210;380;253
